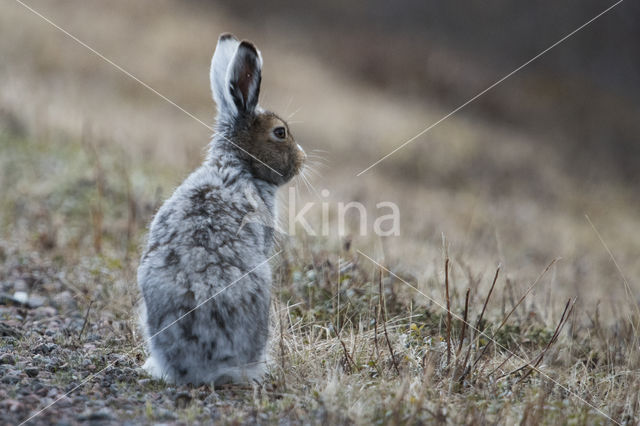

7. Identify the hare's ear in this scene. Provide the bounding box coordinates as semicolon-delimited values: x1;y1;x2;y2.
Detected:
210;33;240;117
227;41;262;115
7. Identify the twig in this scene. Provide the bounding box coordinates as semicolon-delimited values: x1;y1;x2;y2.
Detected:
453;288;471;383
278;300;287;390
339;338;357;373
471;260;556;372
514;298;576;384
379;268;399;374
497;258;559;331
444;257;452;367
78;299;94;340
373;301;380;360
475;266;500;332
457;288;471;356
496;298;575;382
459;266;500;384
487;351;516;377
586;214;640;320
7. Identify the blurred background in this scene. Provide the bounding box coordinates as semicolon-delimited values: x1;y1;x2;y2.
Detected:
1;0;638;317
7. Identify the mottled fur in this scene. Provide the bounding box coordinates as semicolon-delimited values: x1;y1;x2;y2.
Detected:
137;34;305;385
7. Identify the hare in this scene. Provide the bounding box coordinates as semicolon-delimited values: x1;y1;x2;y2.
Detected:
137;33;306;385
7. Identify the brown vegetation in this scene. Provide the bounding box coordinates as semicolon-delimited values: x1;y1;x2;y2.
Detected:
1;0;639;424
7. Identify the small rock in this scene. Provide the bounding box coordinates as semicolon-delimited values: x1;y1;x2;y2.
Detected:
55;395;72;408
78;408;114;421
33;306;56;317
14;279;28;292
33;343;56;354
156;408;178;420
85;333;100;342
25;366;39;377
174;391;192;409
0;293;29;307
28;294;46;308
2;399;24;412
53;291;75;310
0;353;15;364
1;374;20;384
13;291;29;305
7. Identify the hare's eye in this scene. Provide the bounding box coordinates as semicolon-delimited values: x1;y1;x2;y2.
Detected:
273;126;286;139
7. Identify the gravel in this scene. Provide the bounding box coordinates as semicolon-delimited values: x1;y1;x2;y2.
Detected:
0;245;281;425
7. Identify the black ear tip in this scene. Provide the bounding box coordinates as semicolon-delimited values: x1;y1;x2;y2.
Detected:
238;40;259;56
219;33;238;42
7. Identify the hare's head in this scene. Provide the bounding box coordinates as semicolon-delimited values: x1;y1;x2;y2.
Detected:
210;33;306;186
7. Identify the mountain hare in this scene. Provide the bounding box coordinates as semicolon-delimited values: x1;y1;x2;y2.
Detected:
137;33;306;385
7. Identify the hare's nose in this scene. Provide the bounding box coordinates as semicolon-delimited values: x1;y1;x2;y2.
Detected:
297;144;307;160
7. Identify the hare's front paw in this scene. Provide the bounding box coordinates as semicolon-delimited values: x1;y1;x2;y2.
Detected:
142;356;166;380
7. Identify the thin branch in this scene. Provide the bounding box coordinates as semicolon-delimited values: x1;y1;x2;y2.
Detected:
445;257;452;367
457;288;471;356
78;299;94;341
497;258;559;331
496;298;575;383
379;268;399;374
475;266;500;332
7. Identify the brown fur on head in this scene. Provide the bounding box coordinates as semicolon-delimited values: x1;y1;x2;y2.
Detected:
234;111;306;186
210;33;305;186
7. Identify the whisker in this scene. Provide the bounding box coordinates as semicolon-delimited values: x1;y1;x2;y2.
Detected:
284;95;294;117
301;171;322;200
298;171;312;195
287;106;302;120
305;161;327;171
305;168;322;178
304;163;327;178
305;155;329;163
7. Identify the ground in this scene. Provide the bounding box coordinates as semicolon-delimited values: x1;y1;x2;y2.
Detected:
1;1;640;425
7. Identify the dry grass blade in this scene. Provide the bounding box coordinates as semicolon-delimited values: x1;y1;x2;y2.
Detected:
78;299;94;341
458;266;500;383
339;337;357;373
475;266;500;332
514;298;576;384
373;302;381;360
454;288;471;382
457;288;471;356
379;268;400;374
472;261;556;371
497;258;559;331
486;351;516;377
586;214;640;322
445;257;452;367
278;301;288;390
497;298;576;382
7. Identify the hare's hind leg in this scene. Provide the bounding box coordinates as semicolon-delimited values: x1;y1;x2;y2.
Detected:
214;357;267;386
142;355;171;382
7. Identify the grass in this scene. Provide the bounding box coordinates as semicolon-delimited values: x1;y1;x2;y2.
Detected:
1;1;639;423
1;122;639;424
